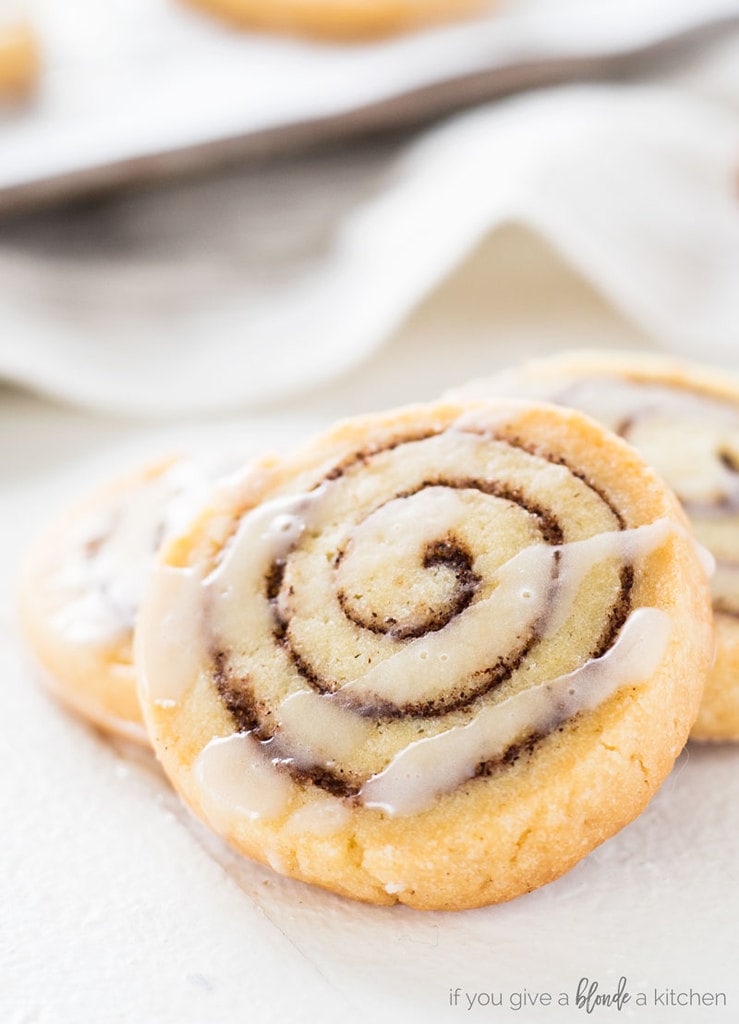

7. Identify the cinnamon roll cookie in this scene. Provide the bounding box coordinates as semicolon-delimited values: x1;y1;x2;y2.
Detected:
136;400;712;909
19;457;209;743
450;351;739;742
180;0;487;40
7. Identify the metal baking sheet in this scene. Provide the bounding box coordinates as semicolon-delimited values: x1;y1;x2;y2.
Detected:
1;0;738;213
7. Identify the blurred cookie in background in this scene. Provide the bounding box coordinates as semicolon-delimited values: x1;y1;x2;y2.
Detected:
449;350;739;742
178;0;491;40
0;16;38;101
18;456;211;744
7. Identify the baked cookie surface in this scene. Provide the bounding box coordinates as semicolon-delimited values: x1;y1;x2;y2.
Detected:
137;400;712;909
19;457;208;742
180;0;487;40
450;351;739;742
0;20;37;100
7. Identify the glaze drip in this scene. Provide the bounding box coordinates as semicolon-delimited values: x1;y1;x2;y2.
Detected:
359;607;671;816
48;460;207;645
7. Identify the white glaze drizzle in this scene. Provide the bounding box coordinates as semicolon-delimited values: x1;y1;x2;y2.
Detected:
338;519;670;706
262;523;669;776
540;518;671;638
209;486;327;583
137;487;328;712
136;565;205;705
254;520;670;806
203;486;326;641
120;428;681;821
48;459;208;645
359;607;671;816
194;732;293;826
275;690;373;765
189;498;673;817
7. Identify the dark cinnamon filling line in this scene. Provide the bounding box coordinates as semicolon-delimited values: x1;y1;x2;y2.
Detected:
340;628;540;720
475;729;545;779
211;648;362;797
713;597;739;620
213;650;268;738
591;565;634;660
719;448;739;474
336;535;482;642
506;438;626;530
280;475;561;716
212;428;635;799
391;477;564;543
315;429;442;487
284;763;361;799
265;560;285;602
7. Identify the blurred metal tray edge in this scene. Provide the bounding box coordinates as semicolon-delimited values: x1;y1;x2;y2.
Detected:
0;12;736;218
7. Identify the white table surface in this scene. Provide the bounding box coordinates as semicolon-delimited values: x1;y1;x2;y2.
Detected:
2;229;738;1024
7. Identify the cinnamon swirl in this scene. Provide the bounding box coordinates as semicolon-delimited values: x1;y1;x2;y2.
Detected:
136;401;712;908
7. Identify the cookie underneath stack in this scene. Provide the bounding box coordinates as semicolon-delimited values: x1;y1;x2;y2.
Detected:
19;457;209;743
449;350;739;742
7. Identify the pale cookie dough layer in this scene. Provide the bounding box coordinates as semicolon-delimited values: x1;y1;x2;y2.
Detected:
180;0;488;40
19;457;209;743
450;351;739;742
137;400;712;910
0;21;38;100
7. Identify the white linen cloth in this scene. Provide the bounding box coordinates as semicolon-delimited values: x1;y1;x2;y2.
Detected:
0;23;738;416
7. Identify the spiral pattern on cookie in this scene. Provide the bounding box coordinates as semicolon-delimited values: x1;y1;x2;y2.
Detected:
138;403;691;818
136;400;715;908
